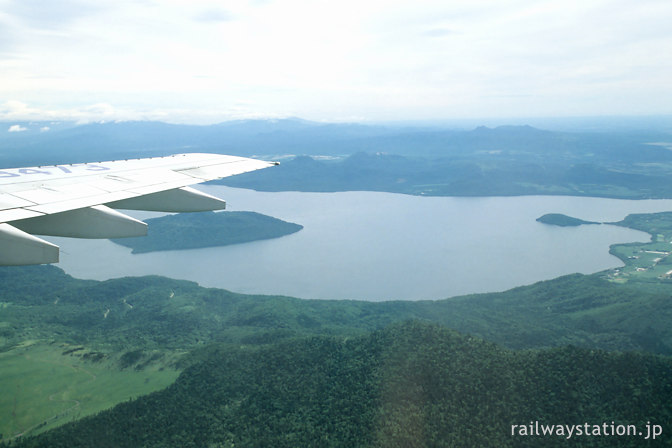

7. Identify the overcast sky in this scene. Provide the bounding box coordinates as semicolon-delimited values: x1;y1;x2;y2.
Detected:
1;0;671;124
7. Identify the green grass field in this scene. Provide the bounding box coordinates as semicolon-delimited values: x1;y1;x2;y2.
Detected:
0;342;179;442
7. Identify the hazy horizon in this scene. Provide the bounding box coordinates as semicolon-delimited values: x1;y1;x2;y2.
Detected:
2;113;671;133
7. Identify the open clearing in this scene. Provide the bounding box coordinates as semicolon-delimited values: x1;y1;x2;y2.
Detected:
0;342;179;441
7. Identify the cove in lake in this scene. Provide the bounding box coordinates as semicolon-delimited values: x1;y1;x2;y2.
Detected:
50;187;672;301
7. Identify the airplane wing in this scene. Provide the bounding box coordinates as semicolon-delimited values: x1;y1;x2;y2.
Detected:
0;153;277;266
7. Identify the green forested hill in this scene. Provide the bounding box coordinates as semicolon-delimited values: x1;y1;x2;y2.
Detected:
218;151;672;199
2;256;672;444
2;262;672;356
536;213;600;227
111;211;303;254
2;265;672;357
10;322;671;448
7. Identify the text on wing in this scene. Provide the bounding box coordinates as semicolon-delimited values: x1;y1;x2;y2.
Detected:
0;164;111;178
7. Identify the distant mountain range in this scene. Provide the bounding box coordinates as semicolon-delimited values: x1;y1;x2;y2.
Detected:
1;117;671;167
0;118;402;166
2;118;672;198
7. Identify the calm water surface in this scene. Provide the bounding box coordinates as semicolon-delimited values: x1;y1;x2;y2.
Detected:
51;187;672;301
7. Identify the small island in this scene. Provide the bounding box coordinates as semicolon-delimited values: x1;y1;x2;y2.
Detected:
112;211;303;254
536;213;600;227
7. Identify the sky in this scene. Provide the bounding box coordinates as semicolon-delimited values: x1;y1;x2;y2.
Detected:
0;0;671;124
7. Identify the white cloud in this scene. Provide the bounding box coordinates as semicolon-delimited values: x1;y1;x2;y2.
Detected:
0;100;278;124
0;0;670;123
193;7;233;23
3;0;104;30
8;124;27;132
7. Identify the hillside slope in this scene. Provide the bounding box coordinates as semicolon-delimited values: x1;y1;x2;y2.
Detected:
10;322;671;447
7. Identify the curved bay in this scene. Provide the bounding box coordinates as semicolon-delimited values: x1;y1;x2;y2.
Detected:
51;187;672;301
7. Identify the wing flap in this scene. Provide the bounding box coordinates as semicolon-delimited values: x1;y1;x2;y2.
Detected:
0;208;44;222
119;179;196;196
0;193;37;210
24;191;137;214
10;183;110;205
92;167;196;191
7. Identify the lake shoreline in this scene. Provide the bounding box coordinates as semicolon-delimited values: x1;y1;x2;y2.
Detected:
50;189;672;301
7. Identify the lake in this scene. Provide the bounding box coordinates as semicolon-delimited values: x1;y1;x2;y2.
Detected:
50;187;672;301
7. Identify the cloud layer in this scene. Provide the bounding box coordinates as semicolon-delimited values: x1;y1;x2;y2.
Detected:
1;0;671;123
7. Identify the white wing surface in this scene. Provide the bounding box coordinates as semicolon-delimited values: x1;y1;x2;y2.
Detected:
0;153;277;266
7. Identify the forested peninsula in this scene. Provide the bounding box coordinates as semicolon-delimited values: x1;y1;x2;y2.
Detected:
111;211;302;253
536;213;600;227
